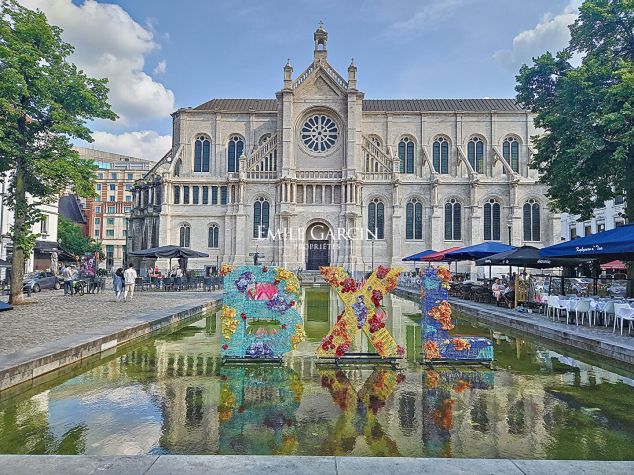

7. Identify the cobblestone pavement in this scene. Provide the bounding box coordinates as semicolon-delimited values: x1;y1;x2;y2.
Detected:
0;287;221;356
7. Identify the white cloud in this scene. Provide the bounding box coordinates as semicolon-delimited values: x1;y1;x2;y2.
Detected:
384;0;465;41
153;60;167;76
77;130;171;161
20;0;175;125
494;0;582;72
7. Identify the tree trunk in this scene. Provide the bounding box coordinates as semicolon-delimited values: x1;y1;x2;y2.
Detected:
625;151;634;298
9;166;26;305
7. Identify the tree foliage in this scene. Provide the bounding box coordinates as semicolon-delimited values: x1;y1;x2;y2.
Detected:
515;0;634;221
57;216;102;259
0;1;116;303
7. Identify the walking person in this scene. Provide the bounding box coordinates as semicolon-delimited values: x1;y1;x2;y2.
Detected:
113;268;124;302
123;263;137;302
63;265;73;296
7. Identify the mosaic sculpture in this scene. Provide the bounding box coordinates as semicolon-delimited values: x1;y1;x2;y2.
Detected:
421;267;494;362
320;368;404;456
220;264;306;359
218;365;302;454
318;266;404;358
422;368;494;456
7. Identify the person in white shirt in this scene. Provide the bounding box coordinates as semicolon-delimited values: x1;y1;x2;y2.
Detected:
123;264;137;302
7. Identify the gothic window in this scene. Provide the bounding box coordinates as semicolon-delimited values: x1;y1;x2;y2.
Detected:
503;136;520;173
301;114;338;153
523;199;541;241
258;133;271;146
179;224;191;247
253;197;270;238
367;198;385;240
174;185;180;204
467;136;484;173
398;137;415;174
406;198;423;240
483;199;501;241
228;135;244;173
444;199;462;241
433;137;449;174
194;136;210;173
208;224;219;248
192;186;200;205
370;135;383;148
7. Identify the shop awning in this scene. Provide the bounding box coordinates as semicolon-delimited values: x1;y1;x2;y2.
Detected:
420;247;462;262
540;224;634;261
445;242;515;261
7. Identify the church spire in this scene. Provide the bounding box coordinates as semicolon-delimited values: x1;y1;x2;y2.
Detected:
313;21;328;61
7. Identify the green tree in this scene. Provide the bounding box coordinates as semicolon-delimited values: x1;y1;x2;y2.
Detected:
515;0;633;222
0;1;116;304
57;216;102;259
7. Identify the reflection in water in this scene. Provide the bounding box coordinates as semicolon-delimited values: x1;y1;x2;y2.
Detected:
0;290;634;459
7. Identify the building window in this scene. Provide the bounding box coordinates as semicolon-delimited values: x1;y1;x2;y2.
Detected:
202;186;209;204
109;195;115;202
523;199;541;242
570;227;578;240
503;136;520;173
97;173;103;179
406;198;423;240
615;195;625;205
125;195;132;202
183;186;190;204
220;186;228;205
106;229;115;237
398;137;415;174
367;198;385;240
95;229;100;237
616;220;626;228
584;225;592;236
253;197;270;238
597;222;605;232
95;206;102;214
432;137;449;174
258;133;271;146
125;184;132;191
109;184;116;191
194;135;211;173
106;218;115;225
444;199;462;241
127;173;134;180
107;206;116;214
301;114;338;153
174;185;181;204
95;218;101;225
228;135;244;173
208;224;219;248
106;244;114;268
96;184;102;191
95;196;101;202
179;224;191;247
110;173;117;180
211;186;218;205
124;206;131;213
483;199;501;241
193;186;200;205
467;137;484;173
40;216;49;236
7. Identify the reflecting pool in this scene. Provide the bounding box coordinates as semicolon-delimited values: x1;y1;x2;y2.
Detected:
1;288;634;459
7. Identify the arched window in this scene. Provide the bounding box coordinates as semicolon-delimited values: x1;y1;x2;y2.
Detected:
367;198;385;239
228;135;244;173
503;136;520;173
208;224;219;248
444;199;461;241
398;137;415;174
179;224;191;247
370;135;383;148
253;197;270;238
433;137;449;174
483;199;501;241
467;137;484;173
406;198;423;240
258;133;271;146
523;199;541;242
194;136;210;173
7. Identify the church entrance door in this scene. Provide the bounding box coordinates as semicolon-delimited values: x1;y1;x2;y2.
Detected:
307;240;329;270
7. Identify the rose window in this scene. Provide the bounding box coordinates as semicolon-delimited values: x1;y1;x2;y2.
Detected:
301;114;338;153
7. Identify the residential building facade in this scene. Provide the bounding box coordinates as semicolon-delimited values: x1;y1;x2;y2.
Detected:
560;197;628;241
129;26;560;273
77;147;152;270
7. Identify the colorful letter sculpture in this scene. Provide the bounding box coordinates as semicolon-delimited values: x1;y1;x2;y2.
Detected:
318;266;404;358
421;267;493;362
220;265;306;359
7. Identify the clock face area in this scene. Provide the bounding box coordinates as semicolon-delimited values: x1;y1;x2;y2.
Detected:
301;114;338;154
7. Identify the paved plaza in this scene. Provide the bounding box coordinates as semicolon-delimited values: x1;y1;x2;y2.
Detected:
0;287;221;357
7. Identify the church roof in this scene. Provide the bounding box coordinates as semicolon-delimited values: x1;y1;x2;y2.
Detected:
193;98;524;113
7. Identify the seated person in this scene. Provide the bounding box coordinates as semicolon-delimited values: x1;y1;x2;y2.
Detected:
492;278;504;303
503;281;515;307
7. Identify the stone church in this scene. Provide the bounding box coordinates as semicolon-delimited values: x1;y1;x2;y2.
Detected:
129;25;559;273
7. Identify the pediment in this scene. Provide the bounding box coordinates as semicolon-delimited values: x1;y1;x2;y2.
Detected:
292;61;348;99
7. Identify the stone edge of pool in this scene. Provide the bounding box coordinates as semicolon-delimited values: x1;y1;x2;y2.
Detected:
0;455;632;474
395;287;634;367
0;296;222;393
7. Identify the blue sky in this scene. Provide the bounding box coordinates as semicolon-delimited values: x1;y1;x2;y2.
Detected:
21;0;580;159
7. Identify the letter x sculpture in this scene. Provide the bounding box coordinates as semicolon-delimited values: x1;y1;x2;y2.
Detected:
317;266;404;358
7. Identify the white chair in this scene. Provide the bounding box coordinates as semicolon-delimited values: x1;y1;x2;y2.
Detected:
573;299;592;326
549;296;567;322
613;303;634;335
601;300;616;327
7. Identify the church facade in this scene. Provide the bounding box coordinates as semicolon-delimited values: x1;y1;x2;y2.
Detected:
129;26;560;273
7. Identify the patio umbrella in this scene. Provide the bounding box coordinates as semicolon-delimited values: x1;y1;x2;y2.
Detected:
475;246;591;268
540;223;634;261
128;245;209;259
601;260;626;270
445;242;515;261
402;249;436;261
420;247;462;262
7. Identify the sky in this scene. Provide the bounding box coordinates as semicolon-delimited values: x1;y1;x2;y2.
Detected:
20;0;582;160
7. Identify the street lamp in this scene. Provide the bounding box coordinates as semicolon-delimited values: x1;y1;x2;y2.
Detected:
507;220;513;281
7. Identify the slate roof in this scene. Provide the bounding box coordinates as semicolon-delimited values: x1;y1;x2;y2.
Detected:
193;98;524;113
58;195;86;224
